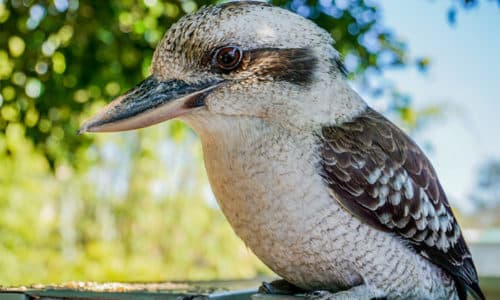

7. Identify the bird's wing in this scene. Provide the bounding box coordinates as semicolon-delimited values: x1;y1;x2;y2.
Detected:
319;107;484;300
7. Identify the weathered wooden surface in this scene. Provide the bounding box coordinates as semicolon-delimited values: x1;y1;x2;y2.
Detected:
0;279;263;300
1;277;499;300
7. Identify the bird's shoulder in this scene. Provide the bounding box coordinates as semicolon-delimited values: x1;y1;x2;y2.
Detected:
318;107;483;300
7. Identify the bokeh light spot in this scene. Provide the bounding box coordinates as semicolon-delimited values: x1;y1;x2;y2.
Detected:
25;107;40;127
27;4;46;29
42;40;57;56
73;89;89;103
88;85;101;99
0;51;14;79
165;3;179;18
5;123;25;147
344;52;360;72
41;35;61;57
38;118;52;133
119;12;133;33
2;86;16;101
8;36;26;57
1;105;19;121
12;72;27;86
35;61;49;75
296;5;311;18
52;52;66;74
68;0;79;11
181;1;196;14
144;0;157;8
105;82;121;96
58;25;74;45
55;163;73;181
54;0;68;12
52;126;65;140
30;4;46;21
145;29;161;45
336;0;352;10
25;78;43;98
0;3;11;23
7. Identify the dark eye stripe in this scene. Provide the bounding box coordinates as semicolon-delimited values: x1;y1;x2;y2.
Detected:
245;47;318;86
207;47;319;86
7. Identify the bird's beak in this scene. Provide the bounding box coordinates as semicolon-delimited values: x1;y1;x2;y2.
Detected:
78;76;222;134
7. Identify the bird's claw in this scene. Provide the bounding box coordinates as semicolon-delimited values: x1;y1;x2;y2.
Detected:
256;281;385;300
258;279;306;295
305;286;386;300
258;281;277;294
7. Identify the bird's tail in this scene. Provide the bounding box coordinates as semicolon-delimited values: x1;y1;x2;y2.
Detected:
467;282;485;300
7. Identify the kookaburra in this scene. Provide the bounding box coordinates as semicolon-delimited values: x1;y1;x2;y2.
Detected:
79;2;484;299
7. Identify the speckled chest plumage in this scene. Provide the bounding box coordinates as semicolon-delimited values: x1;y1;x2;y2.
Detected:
187;116;457;299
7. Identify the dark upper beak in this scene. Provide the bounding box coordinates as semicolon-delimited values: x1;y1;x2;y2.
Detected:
78;76;222;134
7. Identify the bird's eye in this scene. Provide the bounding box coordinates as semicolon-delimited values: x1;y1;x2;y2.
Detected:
212;46;243;71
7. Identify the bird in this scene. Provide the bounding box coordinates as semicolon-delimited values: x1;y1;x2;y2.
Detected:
79;2;485;299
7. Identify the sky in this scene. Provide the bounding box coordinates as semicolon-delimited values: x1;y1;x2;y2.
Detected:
372;0;500;212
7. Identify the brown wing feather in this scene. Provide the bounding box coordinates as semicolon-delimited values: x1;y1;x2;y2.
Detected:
319;107;484;300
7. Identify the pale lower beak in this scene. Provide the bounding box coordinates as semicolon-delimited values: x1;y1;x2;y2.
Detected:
78;76;222;134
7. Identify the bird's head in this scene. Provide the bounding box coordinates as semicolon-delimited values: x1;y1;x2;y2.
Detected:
79;1;365;136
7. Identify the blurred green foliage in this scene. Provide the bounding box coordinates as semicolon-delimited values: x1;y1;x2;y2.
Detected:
0;0;487;286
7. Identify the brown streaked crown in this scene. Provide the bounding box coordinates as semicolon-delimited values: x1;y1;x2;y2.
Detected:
150;1;341;86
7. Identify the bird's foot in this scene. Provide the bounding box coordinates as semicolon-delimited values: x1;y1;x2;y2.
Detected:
254;280;385;300
258;279;307;295
305;285;386;300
